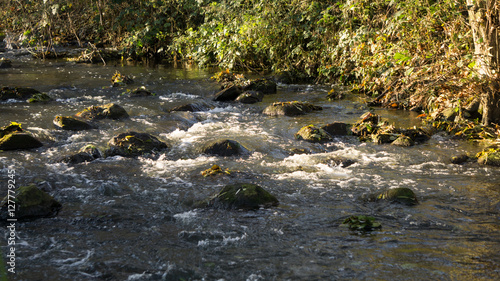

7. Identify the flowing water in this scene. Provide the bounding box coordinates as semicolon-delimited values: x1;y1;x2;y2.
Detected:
1;52;499;281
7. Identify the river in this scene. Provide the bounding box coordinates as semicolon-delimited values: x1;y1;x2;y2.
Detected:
1;52;499;280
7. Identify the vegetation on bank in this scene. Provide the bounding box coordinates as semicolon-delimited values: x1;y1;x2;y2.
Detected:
1;1;498;137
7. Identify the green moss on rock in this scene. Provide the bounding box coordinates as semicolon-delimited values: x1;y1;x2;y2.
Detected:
477;148;500;166
295;125;332;143
375;187;418;205
263;101;322;116
1;184;61;220
75;103;129;120
200;183;279;210
53;116;94;131
201;139;245;156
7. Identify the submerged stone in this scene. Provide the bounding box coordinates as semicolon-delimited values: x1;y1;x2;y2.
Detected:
321;122;350;136
201;139;245;156
263;101;322;116
373;187;418;205
295;125;332;143
75;103;129;120
53;116;94;131
199;183;279;210
1;184;62;220
0;133;43;150
106;131;168;157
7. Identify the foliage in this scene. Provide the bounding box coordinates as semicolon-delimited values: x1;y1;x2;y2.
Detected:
1;1;477;116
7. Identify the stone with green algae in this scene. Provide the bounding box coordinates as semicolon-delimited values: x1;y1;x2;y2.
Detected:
0;184;61;220
196;183;279;210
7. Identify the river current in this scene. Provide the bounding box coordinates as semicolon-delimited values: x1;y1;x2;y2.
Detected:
1;53;499;280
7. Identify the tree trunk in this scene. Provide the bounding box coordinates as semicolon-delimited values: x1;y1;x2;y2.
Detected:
467;0;500;125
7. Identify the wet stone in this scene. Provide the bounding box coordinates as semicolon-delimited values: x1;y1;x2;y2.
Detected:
0;184;62;220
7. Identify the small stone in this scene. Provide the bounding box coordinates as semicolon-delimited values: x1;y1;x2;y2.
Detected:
53;116;94;131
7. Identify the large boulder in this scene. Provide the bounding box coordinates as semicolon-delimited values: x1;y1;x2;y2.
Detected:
1;184;62;220
106;131;168;157
75;103;129;120
295;125;332;143
263;101;322;116
53;116;94;131
200;139;245;157
197;183;279;210
0;86;41;101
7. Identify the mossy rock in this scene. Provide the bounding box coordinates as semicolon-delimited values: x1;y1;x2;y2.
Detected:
201;139;245;156
0;133;43;150
263;101;322;116
295;125;332;143
326;89;344;100
201;164;230;177
235;91;264;104
75;103;129;120
0;184;62;220
451;154;469;164
0;122;23;138
106;131;168;157
373;187;418;205
213;84;242;101
53;116;94;131
60;144;102;164
391;135;415;147
243;78;277;94
27;93;52;103
199;183;279;210
477;149;500;166
0;86;41;101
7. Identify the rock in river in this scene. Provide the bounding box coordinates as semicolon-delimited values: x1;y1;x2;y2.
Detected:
1;184;62;220
106;131;168;157
295;125;332;143
0;122;43;150
369;187;419;206
263;101;322;116
53;116;94;131
75;103;129;120
0;86;41;101
197;183;279;210
201;139;246;156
